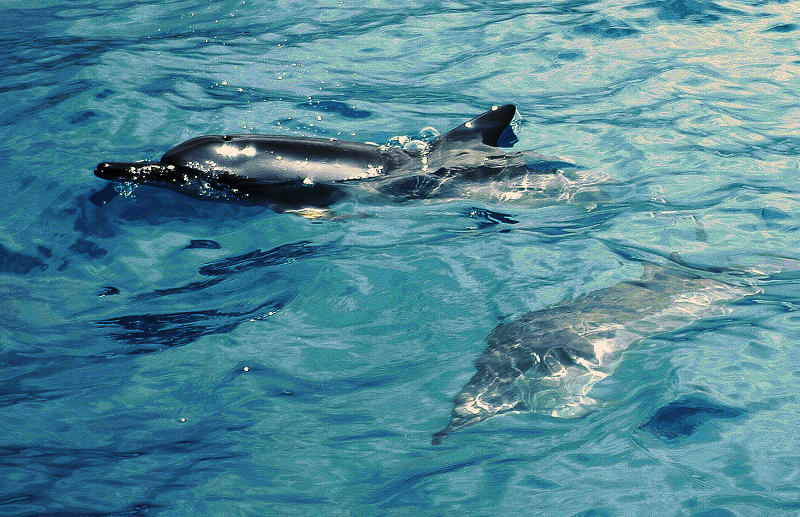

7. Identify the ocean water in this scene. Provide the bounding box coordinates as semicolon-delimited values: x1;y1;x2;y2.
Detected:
2;0;800;515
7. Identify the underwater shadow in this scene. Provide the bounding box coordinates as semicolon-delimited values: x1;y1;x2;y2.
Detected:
98;291;297;353
639;395;745;441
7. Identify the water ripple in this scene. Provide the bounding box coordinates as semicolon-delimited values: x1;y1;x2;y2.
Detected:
98;292;296;351
2;0;800;514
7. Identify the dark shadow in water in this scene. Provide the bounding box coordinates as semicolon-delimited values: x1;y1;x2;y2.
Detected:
133;276;231;301
764;23;797;33
97;239;333;354
184;239;222;250
198;241;331;276
73;184;120;239
295;99;373;119
98;286;120;296
636;0;744;23
520;204;625;241
0;443;169;515
68;238;107;259
134;242;320;300
77;181;266;236
376;175;449;201
0;244;47;275
639;395;745;441
88;181;119;206
461;207;519;229
232;362;404;402
97;291;297;352
573;18;640;38
0;415;237;514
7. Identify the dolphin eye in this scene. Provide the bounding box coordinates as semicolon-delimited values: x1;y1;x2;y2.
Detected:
222;135;232;141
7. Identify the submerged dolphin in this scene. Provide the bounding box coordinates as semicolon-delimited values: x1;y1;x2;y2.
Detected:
432;264;755;444
94;105;576;210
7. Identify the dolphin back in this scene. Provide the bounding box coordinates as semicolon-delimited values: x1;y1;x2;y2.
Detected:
160;134;413;183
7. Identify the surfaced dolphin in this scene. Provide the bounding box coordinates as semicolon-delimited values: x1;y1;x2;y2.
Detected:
432;265;755;444
94;105;577;211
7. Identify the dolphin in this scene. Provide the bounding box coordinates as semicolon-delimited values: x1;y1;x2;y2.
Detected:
432;264;755;444
94;105;576;211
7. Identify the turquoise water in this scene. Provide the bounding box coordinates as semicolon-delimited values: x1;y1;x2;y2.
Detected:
2;1;800;515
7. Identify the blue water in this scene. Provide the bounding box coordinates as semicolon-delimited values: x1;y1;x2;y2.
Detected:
2;1;800;515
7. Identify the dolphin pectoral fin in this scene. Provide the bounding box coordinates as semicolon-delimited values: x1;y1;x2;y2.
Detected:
284;207;336;220
282;207;371;221
432;104;517;149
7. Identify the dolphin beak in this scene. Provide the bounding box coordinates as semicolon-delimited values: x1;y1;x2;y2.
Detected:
94;162;115;179
94;161;174;182
431;412;485;445
95;161;143;181
432;426;455;445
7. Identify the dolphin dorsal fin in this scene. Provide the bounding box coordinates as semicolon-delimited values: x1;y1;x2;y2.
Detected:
432;104;516;149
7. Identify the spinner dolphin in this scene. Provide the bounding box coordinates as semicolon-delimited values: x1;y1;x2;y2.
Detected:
94;105;577;211
432;264;755;444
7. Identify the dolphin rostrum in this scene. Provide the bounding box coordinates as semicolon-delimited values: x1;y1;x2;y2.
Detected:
432;264;755;444
94;105;577;211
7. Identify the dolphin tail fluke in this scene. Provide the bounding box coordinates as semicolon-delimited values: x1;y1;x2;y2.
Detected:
433;104;517;149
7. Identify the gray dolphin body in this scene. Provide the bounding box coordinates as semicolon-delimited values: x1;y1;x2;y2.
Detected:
433;265;754;444
95;105;570;210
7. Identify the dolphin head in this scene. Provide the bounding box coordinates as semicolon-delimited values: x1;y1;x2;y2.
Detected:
432;376;527;445
94;160;240;201
94;160;347;208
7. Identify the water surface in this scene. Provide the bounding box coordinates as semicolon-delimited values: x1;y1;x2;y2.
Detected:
1;1;799;515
